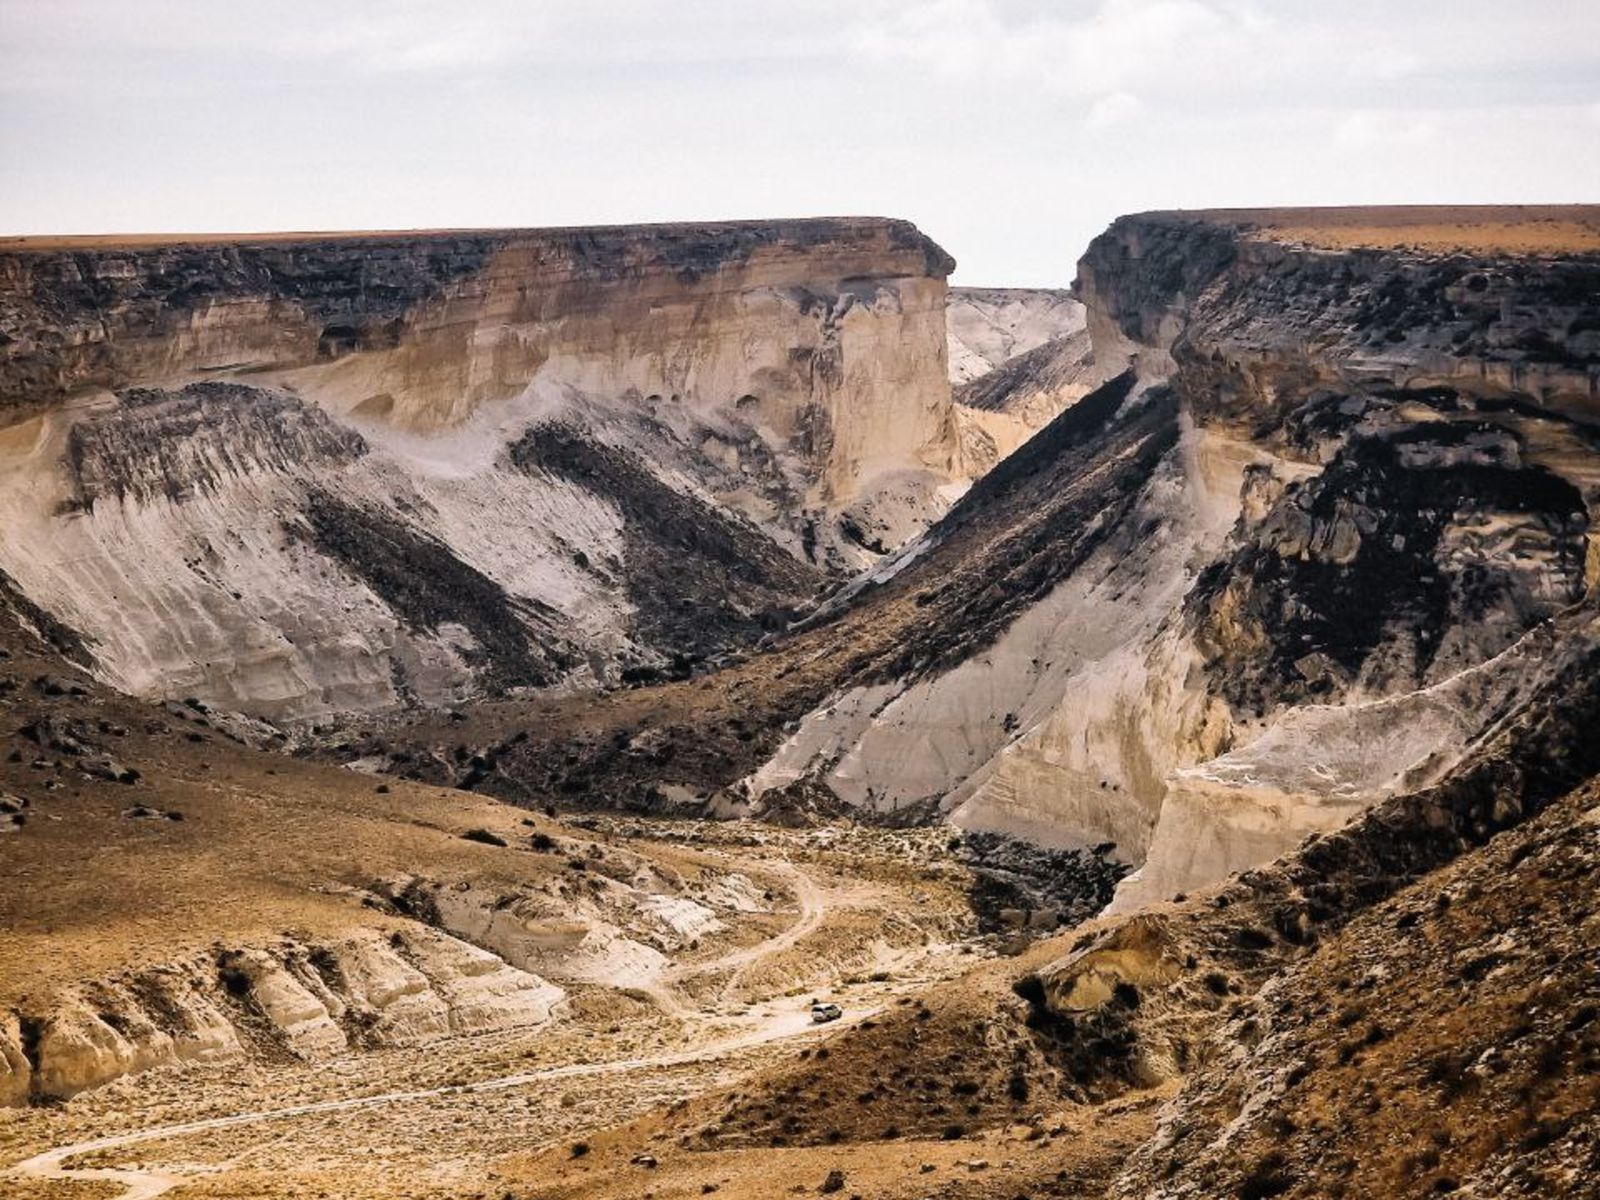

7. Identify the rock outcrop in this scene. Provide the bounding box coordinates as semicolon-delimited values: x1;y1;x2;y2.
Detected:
740;206;1600;908
1012;594;1600;1196
4;927;568;1103
0;220;961;717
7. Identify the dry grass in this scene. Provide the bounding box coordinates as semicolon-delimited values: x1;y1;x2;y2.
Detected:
1170;204;1600;254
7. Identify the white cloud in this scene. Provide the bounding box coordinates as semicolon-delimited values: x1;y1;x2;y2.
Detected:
1085;91;1145;131
1333;111;1438;149
847;0;1250;97
272;5;550;74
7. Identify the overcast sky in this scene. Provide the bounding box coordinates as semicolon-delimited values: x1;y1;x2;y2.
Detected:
2;1;1597;284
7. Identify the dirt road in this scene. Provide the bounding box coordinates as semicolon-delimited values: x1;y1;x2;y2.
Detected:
7;858;856;1200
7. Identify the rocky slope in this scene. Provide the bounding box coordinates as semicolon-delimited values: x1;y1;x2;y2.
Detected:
550;589;1600;1200
2;208;1598;1197
691;206;1600;910
945;286;1084;384
0;220;961;719
0;600;836;1108
947;286;1100;473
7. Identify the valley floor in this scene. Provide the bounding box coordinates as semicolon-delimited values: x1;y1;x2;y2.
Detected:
0;816;983;1200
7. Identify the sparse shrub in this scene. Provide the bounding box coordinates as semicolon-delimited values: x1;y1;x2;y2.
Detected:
1234;926;1274;951
1239;1152;1291;1199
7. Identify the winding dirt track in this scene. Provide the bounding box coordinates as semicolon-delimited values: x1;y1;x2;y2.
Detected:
8;858;846;1200
669;859;827;1002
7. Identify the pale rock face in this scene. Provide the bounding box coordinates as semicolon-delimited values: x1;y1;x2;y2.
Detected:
946;288;1099;475
398;928;568;1035
0;384;625;717
326;935;453;1044
750;211;1599;913
749;416;1244;859
945;288;1084;385
31;1008;158;1099
0;220;961;718
1111;614;1571;910
420;880;667;994
29;972;241;1099
1035;914;1180;1012
225;948;351;1059
0;1012;29;1107
407;872;730;997
5;931;569;1104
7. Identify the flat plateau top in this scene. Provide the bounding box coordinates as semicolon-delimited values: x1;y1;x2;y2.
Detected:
1162;205;1600;254
0;216;914;254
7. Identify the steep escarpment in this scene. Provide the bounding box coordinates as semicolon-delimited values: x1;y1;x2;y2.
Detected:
0;219;960;718
359;210;1598;929
1084;208;1600;908
1002;595;1600;1198
373;370;1186;845
1;220;955;439
508;424;818;659
1188;413;1589;711
727;207;1600;912
1078;206;1600;403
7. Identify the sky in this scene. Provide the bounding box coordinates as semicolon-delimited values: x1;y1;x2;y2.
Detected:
1;1;1597;285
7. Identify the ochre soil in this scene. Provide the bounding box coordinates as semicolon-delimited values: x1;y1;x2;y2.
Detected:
1177;204;1600;253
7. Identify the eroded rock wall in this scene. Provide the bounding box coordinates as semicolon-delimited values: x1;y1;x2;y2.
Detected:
747;209;1600;911
0;220;960;717
5;927;567;1103
946;286;1100;474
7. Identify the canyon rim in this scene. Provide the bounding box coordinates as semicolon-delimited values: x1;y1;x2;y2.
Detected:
2;3;1599;1199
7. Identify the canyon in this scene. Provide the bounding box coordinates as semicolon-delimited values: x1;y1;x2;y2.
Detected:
0;205;1597;1200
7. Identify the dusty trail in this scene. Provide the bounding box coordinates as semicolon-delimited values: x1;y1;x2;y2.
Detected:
635;856;823;1017
666;859;827;1001
5;858;860;1200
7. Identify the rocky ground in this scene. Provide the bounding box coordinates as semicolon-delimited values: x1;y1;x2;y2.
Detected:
0;597;988;1196
3;207;1599;1198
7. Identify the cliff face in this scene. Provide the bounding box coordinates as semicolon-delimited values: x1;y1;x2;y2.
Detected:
742;207;1600;910
0;219;960;717
946;287;1101;474
1015;602;1600;1198
1080;209;1599;906
1;221;957;468
1077;207;1600;401
945;286;1084;384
